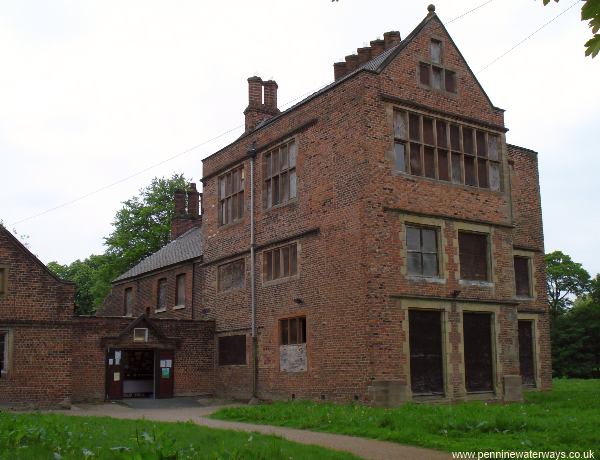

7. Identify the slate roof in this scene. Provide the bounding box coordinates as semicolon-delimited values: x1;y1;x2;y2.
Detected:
113;226;202;282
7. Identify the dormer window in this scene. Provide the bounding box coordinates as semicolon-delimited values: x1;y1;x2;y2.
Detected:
418;39;457;94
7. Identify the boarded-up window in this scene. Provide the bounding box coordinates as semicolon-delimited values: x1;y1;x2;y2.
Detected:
264;243;298;282
219;166;244;225
0;267;7;296
409;310;444;395
432;66;442;89
156;278;167;311
393;110;500;190
218;259;245;292
124;287;133;316
176;274;186;306
0;332;6;372
514;256;531;297
445;70;456;93
218;335;247;365
463;313;494;392
459;232;488;281
419;62;430;86
518;320;535;386
264;140;297;208
280;317;306;345
406;226;438;277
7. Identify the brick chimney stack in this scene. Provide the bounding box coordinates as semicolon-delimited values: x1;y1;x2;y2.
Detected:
244;76;280;133
333;32;401;81
171;183;202;241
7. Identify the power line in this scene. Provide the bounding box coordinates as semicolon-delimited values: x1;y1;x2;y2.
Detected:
446;0;495;25
476;0;579;74
8;82;332;227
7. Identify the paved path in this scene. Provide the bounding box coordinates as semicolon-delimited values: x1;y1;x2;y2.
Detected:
61;401;452;460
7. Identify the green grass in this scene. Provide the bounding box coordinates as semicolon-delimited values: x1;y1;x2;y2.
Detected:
0;412;358;460
212;379;600;454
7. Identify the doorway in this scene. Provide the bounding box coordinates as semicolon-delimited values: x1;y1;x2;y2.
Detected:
106;348;175;400
463;312;494;393
409;309;445;396
518;320;536;387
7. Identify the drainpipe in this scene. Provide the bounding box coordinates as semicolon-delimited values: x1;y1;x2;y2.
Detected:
248;142;258;399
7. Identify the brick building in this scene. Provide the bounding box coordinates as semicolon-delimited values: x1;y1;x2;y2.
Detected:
2;6;551;408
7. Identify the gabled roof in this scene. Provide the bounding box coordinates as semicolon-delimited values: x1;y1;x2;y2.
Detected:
206;11;502;161
0;223;73;286
113;226;202;283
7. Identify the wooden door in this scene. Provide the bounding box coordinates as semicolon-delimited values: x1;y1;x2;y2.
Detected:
409;310;444;395
155;349;174;398
106;349;123;400
463;313;494;393
518;320;535;386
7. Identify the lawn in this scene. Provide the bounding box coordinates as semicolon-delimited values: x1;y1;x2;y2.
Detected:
212;379;600;454
0;412;357;460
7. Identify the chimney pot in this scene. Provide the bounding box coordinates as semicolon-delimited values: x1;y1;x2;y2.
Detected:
345;54;359;72
357;47;372;65
263;80;278;112
333;61;347;80
383;31;401;49
370;39;386;57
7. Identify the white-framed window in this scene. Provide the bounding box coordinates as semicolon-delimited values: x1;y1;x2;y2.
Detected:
133;328;148;342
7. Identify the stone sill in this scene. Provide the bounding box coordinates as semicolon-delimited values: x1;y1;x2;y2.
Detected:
173;305;186;310
459;280;494;288
407;276;447;284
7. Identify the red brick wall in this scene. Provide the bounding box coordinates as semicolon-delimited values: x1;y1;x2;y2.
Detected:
71;317;215;402
98;262;197;320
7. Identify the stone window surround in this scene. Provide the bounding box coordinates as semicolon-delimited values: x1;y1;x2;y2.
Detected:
217;258;246;293
262;240;300;286
398;214;448;283
512;249;536;300
0;265;7;297
389;105;505;193
417;37;458;96
218;164;245;227
275;311;310;374
263;138;297;209
517;313;542;390
0;328;14;375
454;221;496;287
398;298;501;402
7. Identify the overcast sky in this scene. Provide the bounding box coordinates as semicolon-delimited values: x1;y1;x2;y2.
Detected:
1;0;598;276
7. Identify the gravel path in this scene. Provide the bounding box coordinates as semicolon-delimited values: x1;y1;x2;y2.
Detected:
60;401;452;460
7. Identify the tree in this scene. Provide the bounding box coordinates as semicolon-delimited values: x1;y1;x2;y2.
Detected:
104;174;190;276
48;173;190;315
552;297;600;378
545;250;591;319
543;0;600;58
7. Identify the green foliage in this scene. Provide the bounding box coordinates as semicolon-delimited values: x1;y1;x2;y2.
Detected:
544;250;590;318
543;0;600;57
0;413;356;459
104;174;189;276
552;296;600;378
47;174;190;315
213;379;600;454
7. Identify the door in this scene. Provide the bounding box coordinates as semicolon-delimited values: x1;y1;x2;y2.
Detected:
518;320;536;386
155;349;174;398
463;313;494;393
106;348;123;400
409;310;444;395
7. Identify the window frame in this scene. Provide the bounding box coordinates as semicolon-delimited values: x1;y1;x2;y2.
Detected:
218;334;247;366
0;329;13;375
458;231;491;282
263;139;297;209
175;273;186;308
263;242;299;284
133;328;148;342
280;316;307;346
218;165;245;226
0;266;8;297
124;287;133;317
218;259;245;292
513;253;534;298
393;109;502;191
156;278;167;312
405;225;440;278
